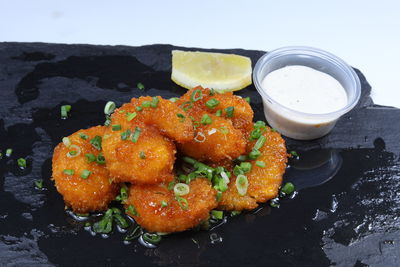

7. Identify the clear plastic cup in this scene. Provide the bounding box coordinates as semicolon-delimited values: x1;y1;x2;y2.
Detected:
253;46;361;140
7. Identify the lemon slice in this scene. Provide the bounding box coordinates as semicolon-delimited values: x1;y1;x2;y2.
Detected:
171;50;252;91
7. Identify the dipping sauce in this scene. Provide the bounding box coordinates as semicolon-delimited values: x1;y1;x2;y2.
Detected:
261;65;348;114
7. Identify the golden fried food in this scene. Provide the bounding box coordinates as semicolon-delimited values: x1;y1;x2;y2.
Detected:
52;126;118;213
178;114;246;162
125;178;217;233
218;127;287;211
178;86;254;134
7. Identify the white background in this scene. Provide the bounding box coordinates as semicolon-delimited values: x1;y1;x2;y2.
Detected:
1;0;399;107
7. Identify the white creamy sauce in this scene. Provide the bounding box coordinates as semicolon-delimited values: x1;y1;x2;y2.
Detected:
261;65;348;114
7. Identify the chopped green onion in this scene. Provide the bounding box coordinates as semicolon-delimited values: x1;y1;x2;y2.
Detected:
215;110;222;117
191;89;203;102
248;150;261;160
139;151;146;159
63;169;74;175
90;136;102;150
131;127;141;143
175;196;189;210
216;191;222;202
17;158;26;169
244;97;250;104
233;165;244;176
113;212;129;229
126;112;137;121
225;106;234;117
104;115;111;126
137;82;145;90
167;181;175;191
96;153;106;165
239;162;252;173
250;129;263;140
85;153;96;162
270;198;280;208
66;145;81;158
93;209;113;234
205;99;220;109
254;121;266;128
135;106;143;111
124;226;142;241
180;101;193;111
34;179;43;189
68;150;77;156
112;124;121;131
6;148;13;157
61;105;71;118
174;183;190;196
121;129;131;140
253;136;266;151
150;96;159;108
176;113;185;122
126;205;139;216
209;89;216;96
256;161;266;168
79;133;88;140
143;233;162;244
104;101;116;115
211;210;224;220
115;183;128;203
80;169;91;179
201;114;212;125
119;110;126;114
231;211;241;216
161;201;168;208
290;151;299;157
169;97;179;102
236;155;247;162
281;182;295;195
142;101;151;108
62;137;71;147
235;174;248;196
219;126;229;135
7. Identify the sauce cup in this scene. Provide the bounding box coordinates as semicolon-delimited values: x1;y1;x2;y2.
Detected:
253;46;361;140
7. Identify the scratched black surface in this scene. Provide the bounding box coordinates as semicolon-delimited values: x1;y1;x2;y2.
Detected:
0;43;399;267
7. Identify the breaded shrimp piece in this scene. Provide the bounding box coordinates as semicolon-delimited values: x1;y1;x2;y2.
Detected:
178;86;254;134
218;127;287;211
125;178;217;233
131;96;194;143
177;114;246;162
52;126;118;213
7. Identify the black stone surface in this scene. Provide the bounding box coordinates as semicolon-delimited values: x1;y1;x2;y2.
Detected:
0;43;399;266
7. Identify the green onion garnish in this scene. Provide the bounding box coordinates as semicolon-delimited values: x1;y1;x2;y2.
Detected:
205;99;220;109
235;174;248;196
96;153;106;165
211;210;224;220
104;101;116;115
135;106;143;111
61;105;71;119
244;97;251;104
174;183;190;196
115;183;128;203
231;211;241;216
126;112;137;122
281;182;295;195
143;233;162;244
253;135;266;151
80;169;91;179
180;101;193;111
239;162;252;173
68;150;77;156
248;150;261;160
93;209;113;234
131;127;141;143
191;89;203;102
62;137;71;147
175;196;189;210
167;181;175;191
236;155;247;162
176;113;185;122
5;148;12;157
290;151;299;157
63;169;74;175
137;82;145;90
79;133;88;140
113;212;129;229
201;114;212;125
121;129;131;140
85;153;96;162
169;97;179;103
139;151;146;159
270;198;280;208
215;110;222;117
17;158;26;169
124;226;142;241
34;179;44;189
254;121;266;128
216;191;222;202
161;201;168;208
256;161;266;168
225;106;234;117
90;136;102;150
142;101;151;108
150;96;159;108
126;205;139;216
112;124;122;131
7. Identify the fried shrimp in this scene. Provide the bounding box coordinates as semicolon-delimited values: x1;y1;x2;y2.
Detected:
125;178;217;233
52;126;118;213
218;127;287;211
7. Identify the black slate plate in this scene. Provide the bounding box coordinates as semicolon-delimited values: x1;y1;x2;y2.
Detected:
0;43;399;267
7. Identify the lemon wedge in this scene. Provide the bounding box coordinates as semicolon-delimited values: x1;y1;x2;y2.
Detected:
171;50;252;91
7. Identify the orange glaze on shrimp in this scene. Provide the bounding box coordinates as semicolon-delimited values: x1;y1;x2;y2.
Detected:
52;126;118;213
